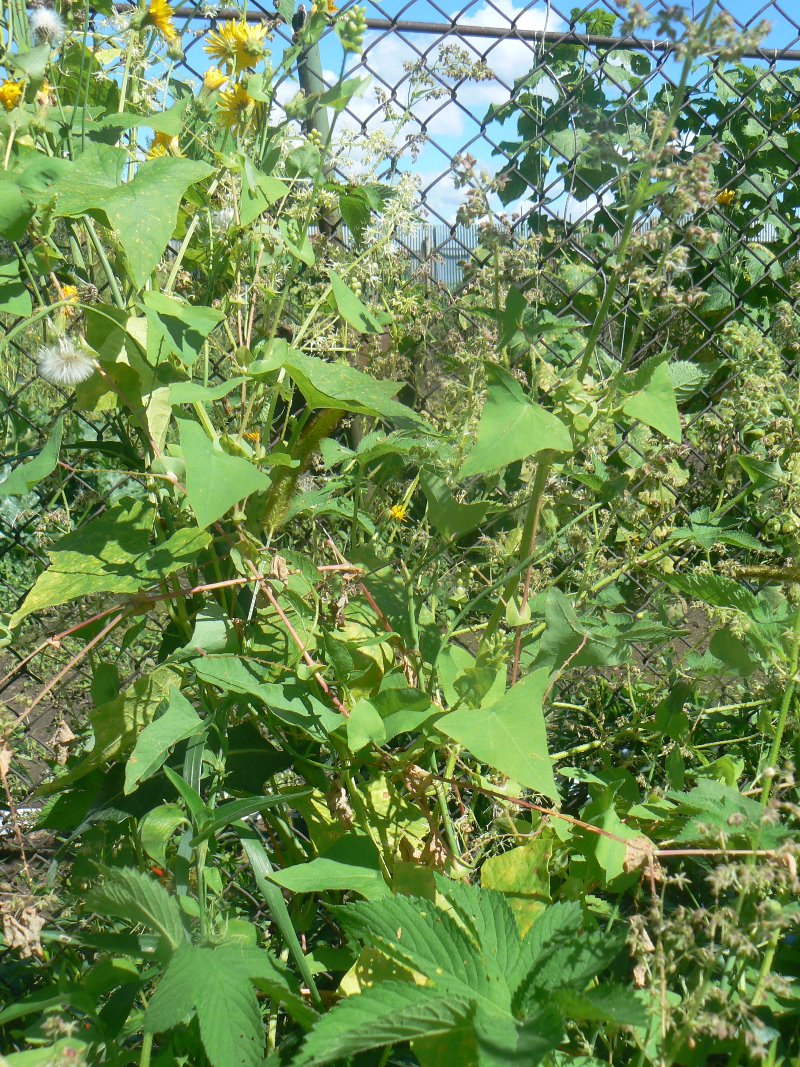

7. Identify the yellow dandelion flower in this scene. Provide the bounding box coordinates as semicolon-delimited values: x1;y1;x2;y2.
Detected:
146;131;182;159
389;503;408;523
217;82;256;132
716;188;736;207
203;66;228;91
204;20;267;72
35;81;56;108
60;284;80;318
0;80;24;111
143;0;178;43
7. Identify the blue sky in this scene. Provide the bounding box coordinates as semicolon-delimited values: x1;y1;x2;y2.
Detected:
175;0;799;221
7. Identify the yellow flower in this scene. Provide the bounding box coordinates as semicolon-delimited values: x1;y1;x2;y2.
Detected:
389;503;408;523
146;131;182;159
0;80;24;111
36;81;56;109
716;188;736;207
143;0;178;43
203;66;228;92
217;82;256;132
60;284;80;318
204;20;267;72
243;430;261;445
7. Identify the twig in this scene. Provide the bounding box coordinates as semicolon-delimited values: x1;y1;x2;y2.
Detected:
245;561;350;717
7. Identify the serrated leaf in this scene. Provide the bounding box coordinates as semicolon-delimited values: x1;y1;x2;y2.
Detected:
146;945;284;1067
662;571;760;615
437;668;558;802
86;867;186;952
177;417;270;528
459;367;572;479
293;982;475;1067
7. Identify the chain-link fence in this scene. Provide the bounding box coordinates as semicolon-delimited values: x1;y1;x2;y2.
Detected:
2;0;800;737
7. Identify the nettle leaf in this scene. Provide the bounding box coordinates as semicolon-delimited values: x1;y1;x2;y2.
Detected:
459;366;572;479
622;361;681;443
52;146;213;290
86;867;187;952
142;291;224;366
662;571;760;616
10;500;210;626
0;417;62;497
437;668;559;802
177;417;270;528
294;982;475;1067
124;688;205;794
146;944;294;1067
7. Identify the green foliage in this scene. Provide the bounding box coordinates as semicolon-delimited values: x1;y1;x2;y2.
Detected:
3;5;800;1067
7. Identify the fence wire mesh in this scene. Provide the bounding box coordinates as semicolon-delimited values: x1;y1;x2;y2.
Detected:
2;0;800;743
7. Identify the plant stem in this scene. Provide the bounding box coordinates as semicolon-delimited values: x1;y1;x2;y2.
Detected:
139;1033;153;1067
480;456;551;656
760;602;800;803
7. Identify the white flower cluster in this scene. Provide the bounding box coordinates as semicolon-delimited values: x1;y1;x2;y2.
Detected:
36;337;95;387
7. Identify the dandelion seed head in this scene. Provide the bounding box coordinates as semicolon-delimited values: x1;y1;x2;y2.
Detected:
37;337;95;387
29;6;66;43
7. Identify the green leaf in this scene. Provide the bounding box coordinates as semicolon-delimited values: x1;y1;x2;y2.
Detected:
0;177;33;241
347;683;436;752
10;500;210;626
459;367;572;479
190;789;311;844
328;269;383;333
1;1039;89;1065
177;417;270;528
239;153;289;227
0;256;32;315
294;983;475;1067
622;361;681;443
140;804;188;868
125;688;205;794
437;668;558;802
250;340;425;425
146;945;286;1067
269;835;389;900
52;148;213;291
86;867;187;952
0;417;62;497
662;571;760;616
170;377;247;405
422;471;490;540
142;292;225;366
39;666;180;793
480;837;552;937
553;986;649;1027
